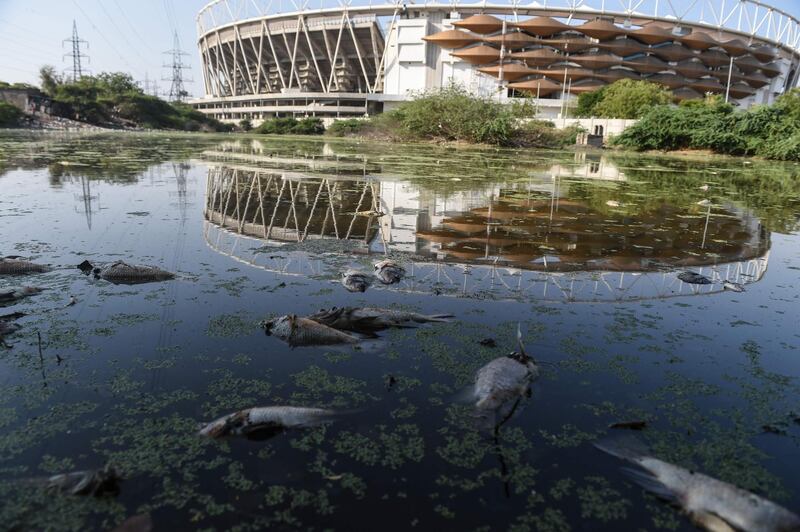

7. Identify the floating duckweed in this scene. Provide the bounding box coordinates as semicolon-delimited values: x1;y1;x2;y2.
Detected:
577;476;630;522
205;312;257;338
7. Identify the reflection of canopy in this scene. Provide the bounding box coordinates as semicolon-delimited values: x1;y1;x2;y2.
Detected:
205;165;380;243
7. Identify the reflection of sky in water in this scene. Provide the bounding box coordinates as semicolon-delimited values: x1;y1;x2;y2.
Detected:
1;133;799;531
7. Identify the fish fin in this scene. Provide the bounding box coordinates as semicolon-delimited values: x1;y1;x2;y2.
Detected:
516;323;536;364
594;435;650;462
424;314;454;322
452;385;476;404
620;466;680;504
689;511;735;532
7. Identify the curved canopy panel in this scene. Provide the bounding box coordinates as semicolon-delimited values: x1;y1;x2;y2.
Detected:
744;71;771;87
577;19;627;40
629;24;675;45
674;59;710;77
594;68;641;81
680;31;718;50
510;48;563;66
699;49;731;67
689;77;725;93
649;43;696;62
735;55;763;73
422;29;481;49
626;55;669;73
570;53;621;69
484;31;539;49
541;37;594;52
451;44;502;64
719;38;750;57
672;87;704;101
533;67;595;81
507;77;563;95
452;14;505;35
646;73;687;89
569;79;608;94
513;16;570;37
709;66;745;82
477;62;537;80
728;82;756;99
596;38;648;57
750;45;777;63
760;62;782;77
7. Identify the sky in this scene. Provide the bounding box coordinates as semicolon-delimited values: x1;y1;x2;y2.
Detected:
2;0;800;99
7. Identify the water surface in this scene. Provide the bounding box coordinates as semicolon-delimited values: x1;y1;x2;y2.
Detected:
1;132;799;531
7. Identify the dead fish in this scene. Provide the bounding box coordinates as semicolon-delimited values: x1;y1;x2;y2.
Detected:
606;200;621;208
722;280;745;293
42;465;120;497
0;257;51;275
199;406;339;439
0;286;44;303
697;199;712;207
92;261;175;284
678;271;712;285
699;184;710;192
261;315;361;347
595;437;800;532
374;259;405;284
609;420;647;430
342;269;370;293
307;306;452;334
473;326;538;413
0;321;21;339
479;338;497;347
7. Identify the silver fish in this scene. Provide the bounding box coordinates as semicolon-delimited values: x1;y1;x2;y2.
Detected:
723;280;745;293
0;321;21;338
41;465;120;496
473;326;538;414
342;269;370;293
261;315;361;347
199;406;338;438
678;271;712;285
374;259;405;284
97;261;175;284
0;257;51;275
308;306;452;335
595;438;800;532
0;286;44;303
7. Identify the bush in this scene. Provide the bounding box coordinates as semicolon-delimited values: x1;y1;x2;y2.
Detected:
0;101;23;128
256;117;324;135
575;87;608;118
239;118;253;131
326;118;367;137
512;120;583;148
592;80;672;119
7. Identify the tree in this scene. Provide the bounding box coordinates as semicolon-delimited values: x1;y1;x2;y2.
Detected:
592;80;672;119
575;86;608;118
239;118;253;131
39;65;61;96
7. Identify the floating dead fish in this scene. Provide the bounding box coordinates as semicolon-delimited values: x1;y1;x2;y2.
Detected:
722;280;745;293
0;321;21;341
479;338;497;347
199;406;339;439
605;200;621;208
595;437;800;532
262;315;361;347
354;210;385;217
342;269;370;293
699;184;710;192
0;286;44;304
307;306;452;335
696;199;712;207
41;465;120;497
678;271;712;285
374;260;405;285
0;257;51;275
609;420;647;430
90;261;175;285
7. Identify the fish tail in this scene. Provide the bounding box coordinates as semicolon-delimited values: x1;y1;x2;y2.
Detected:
517;323;536;364
620;466;681;504
593;435;649;462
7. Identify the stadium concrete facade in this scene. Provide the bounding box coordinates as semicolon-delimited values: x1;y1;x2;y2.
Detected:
190;0;800;123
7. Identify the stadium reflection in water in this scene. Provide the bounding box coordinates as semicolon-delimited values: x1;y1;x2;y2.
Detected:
203;148;770;303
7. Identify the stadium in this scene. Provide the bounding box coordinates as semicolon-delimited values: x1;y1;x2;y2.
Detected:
190;0;800;123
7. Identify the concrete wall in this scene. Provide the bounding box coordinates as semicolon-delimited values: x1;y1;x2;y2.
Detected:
547;118;639;140
0;89;30;111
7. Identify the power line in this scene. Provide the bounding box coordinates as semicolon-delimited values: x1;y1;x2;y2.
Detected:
97;1;149;68
63;20;90;81
162;31;192;102
112;0;157;55
71;0;135;73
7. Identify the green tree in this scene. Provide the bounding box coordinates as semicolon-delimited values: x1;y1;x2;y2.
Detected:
0;101;23;128
575;86;608;118
239;118;253;131
592;80;672;119
39;65;61;96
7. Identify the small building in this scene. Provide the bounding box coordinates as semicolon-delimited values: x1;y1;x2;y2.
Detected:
0;88;51;115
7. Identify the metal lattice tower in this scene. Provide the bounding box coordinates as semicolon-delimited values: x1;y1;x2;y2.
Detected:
163;31;192;102
62;20;89;81
140;72;160;97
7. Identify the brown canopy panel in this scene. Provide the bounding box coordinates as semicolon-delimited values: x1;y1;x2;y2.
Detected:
570;53;621;69
569;79;608;94
674;59;710;77
689;77;725;93
629;24;675;45
699;49;731;68
452;14;505;35
743;71;770;88
734;54;762;73
760;62;782;77
719;38;749;57
646;73;687;89
484;31;539;49
750;45;777;63
422;30;481;49
541;37;594;52
596;38;648;57
672;87;704;101
594;68;641;81
709;66;745;83
577;19;627;40
649;43;696;62
477;62;537;81
680;31;718;50
626;55;669;73
532;67;595;81
513;16;570;37
450;44;502;64
510;48;563;67
507;77;563;96
727;82;756;99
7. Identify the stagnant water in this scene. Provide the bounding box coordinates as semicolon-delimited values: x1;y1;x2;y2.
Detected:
1;131;799;531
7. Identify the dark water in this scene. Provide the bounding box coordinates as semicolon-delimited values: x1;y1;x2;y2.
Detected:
1;131;799;531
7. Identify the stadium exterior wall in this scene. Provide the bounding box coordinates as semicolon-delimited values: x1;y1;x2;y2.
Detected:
189;0;800;123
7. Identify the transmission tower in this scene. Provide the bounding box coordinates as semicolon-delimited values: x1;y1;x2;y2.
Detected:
163;31;192;102
140;72;160;97
63;20;90;81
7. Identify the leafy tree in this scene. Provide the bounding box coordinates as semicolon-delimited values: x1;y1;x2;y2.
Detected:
591;80;672;119
575;86;608;118
39;66;61;96
239;118;253;131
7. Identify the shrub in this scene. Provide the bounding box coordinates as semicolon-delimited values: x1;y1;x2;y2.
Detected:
326;118;368;137
255;117;324;135
512;120;582;148
239;118;252;131
592;80;672;119
0;101;23;128
575;87;608;118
